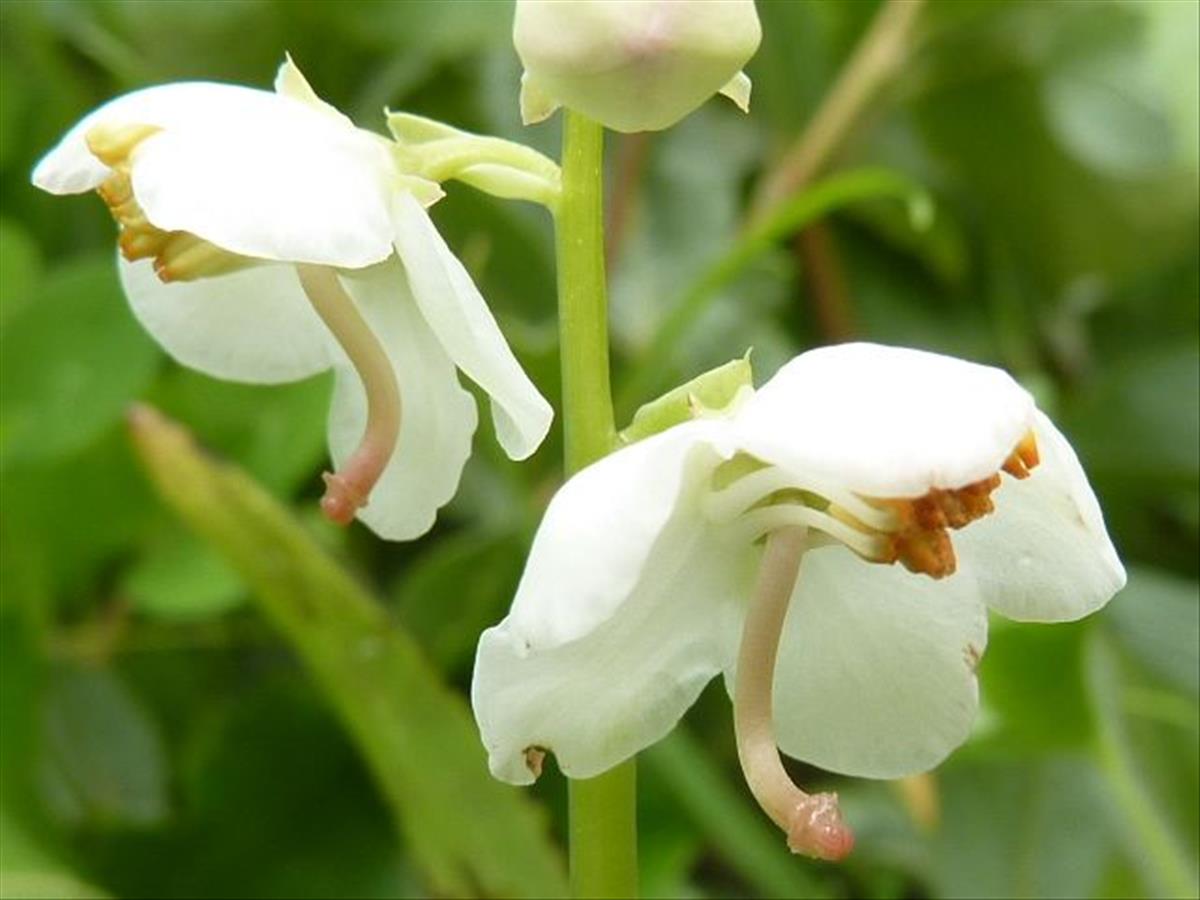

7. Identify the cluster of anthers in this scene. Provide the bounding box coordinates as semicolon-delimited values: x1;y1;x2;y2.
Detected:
707;431;1041;580
707;430;1041;859
89;123;250;283
89;118;397;525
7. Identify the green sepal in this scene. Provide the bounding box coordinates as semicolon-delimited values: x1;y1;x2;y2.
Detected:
618;353;753;445
386;111;561;210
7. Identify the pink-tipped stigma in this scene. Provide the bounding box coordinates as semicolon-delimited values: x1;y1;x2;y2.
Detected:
787;792;855;861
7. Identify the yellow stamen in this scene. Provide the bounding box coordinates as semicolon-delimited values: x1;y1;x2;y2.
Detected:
85;122;253;283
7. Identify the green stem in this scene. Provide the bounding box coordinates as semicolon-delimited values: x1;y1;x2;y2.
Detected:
553;110;637;898
556;111;616;473
569;763;639;899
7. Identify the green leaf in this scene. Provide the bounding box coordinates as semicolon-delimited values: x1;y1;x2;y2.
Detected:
1086;633;1199;899
36;665;169;829
975;618;1094;752
619;167;932;409
122;528;245;622
1103;567;1200;696
148;367;332;495
0;255;160;468
0;218;41;331
391;529;525;675
128;406;567;898
930;756;1117;899
1066;343;1200;485
644;729;832;900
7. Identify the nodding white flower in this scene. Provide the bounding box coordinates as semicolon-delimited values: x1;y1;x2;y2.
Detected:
472;343;1125;859
32;57;553;540
513;0;761;132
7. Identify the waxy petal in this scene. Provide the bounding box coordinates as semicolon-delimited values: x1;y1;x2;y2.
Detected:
737;344;1037;498
765;544;988;779
473;423;749;783
955;411;1126;622
391;193;552;460
33;82;283;196
329;263;478;540
119;257;331;384
130;103;395;268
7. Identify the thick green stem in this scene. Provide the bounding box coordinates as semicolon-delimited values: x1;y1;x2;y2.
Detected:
556;111;616;473
569;763;638;899
554;110;637;898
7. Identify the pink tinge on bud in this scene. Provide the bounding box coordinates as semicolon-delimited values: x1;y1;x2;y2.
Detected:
787;792;855;861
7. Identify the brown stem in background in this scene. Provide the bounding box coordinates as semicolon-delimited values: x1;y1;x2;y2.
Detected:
605;131;652;272
751;0;926;222
796;223;856;342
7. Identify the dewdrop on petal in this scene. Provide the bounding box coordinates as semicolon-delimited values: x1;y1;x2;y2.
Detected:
513;0;761;133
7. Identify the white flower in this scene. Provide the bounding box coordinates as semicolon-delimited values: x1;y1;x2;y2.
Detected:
472;343;1125;858
513;0;761;132
32;57;553;540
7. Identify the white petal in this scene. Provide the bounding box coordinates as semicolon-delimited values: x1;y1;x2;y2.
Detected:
955;410;1126;622
736;343;1037;498
118;256;331;384
472;422;749;783
33;82;286;195
329;263;478;540
764;545;988;779
129;99;396;268
718;70;753;113
391;193;552;460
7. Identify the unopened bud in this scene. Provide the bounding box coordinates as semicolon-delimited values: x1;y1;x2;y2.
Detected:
513;0;761;133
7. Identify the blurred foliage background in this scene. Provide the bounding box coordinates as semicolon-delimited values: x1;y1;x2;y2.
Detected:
0;1;1197;898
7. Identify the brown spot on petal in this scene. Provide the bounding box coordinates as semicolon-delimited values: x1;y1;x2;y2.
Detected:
523;746;546;780
964;642;982;672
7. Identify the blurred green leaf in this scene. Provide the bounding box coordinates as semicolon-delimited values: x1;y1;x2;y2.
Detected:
0;428;156;606
1086;633;1199;899
129;406;567;898
0;218;41;330
392;528;524;675
619;166;933;409
976;619;1093;752
645;729;832;900
930;756;1116;899
122;529;245;622
36;665;169;830
0;256;160;468
1065;343;1200;485
148;368;332;496
1103;568;1199;696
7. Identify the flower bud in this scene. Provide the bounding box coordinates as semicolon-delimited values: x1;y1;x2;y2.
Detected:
513;0;761;133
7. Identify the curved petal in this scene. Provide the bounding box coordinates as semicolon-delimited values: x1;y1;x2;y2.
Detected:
33;82;285;195
736;343;1037;498
955;410;1126;622
762;544;988;779
130;100;396;268
329;263;478;540
506;420;736;648
391;192;553;460
118;256;331;383
472;422;750;783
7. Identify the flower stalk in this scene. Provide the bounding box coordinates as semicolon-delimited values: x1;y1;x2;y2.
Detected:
553;109;636;897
